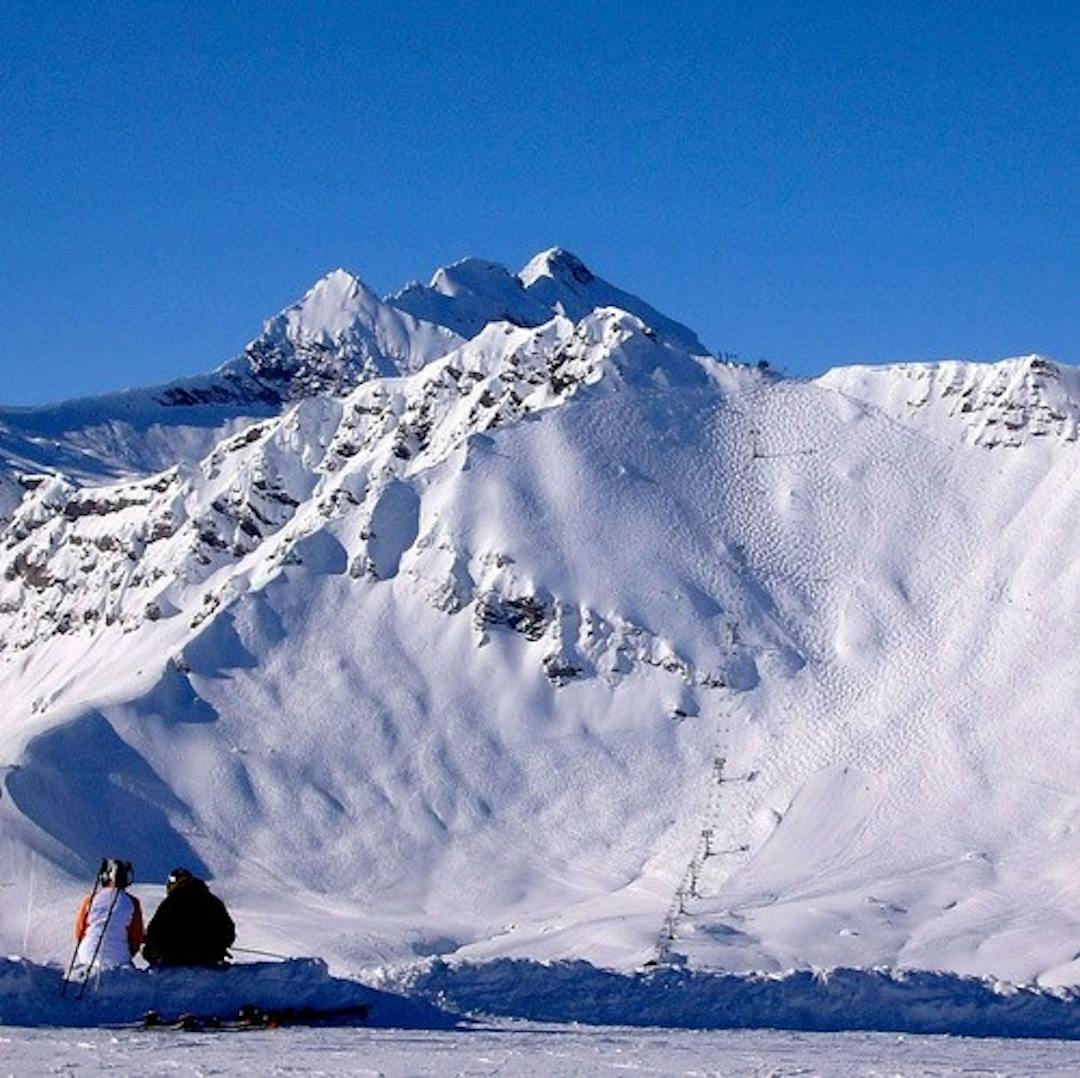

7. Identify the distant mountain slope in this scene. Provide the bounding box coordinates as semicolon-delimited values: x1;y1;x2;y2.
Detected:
817;354;1079;448
390;248;708;356
0;254;1075;989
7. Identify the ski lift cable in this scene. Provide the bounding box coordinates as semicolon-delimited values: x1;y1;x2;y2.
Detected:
651;706;759;964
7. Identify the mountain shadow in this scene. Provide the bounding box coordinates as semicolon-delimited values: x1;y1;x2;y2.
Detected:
5;710;208;880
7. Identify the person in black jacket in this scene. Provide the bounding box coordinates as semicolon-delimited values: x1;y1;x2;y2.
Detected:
142;867;235;967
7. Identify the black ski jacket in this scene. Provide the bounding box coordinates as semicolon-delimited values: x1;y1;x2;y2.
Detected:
142;878;235;967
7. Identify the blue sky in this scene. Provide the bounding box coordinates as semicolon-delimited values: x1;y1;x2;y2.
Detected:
1;2;1075;405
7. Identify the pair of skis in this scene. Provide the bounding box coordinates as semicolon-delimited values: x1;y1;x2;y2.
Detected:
140;1002;371;1032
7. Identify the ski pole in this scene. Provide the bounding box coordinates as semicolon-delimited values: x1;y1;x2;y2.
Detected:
231;946;291;960
75;883;122;1000
22;850;36;955
60;859;106;998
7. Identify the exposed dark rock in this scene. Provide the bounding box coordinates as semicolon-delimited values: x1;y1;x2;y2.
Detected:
475;592;552;641
542;653;583;686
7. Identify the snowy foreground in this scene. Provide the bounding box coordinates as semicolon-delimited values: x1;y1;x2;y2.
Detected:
4;1023;1080;1078
0;957;447;1029
2;957;1078;1076
2;954;1078;1056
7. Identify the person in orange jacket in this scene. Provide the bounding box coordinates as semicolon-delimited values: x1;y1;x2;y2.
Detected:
74;859;144;969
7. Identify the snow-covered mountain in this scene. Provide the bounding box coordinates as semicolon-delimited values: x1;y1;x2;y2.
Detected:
0;248;705;485
388;248;708;355
0;252;1076;992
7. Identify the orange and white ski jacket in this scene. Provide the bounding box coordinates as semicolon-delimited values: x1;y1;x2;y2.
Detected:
74;886;144;968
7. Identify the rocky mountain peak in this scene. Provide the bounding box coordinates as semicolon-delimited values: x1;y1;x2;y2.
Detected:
518;247;596;288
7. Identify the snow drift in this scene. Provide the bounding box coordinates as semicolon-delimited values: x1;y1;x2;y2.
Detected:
0;957;454;1029
389;957;1080;1040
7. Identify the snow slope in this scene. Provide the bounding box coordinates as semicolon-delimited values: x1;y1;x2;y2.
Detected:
0;253;1076;1012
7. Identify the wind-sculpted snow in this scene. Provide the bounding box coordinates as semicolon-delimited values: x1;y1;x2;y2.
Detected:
392;958;1080;1040
0;957;456;1029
